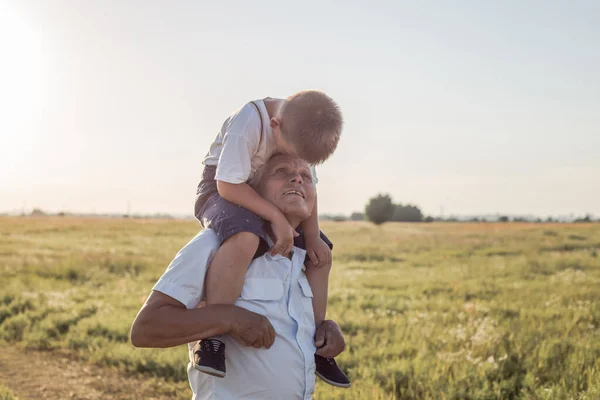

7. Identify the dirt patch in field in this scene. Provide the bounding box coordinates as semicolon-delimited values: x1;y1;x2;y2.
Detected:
0;346;189;399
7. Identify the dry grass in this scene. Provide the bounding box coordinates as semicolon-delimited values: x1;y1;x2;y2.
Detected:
1;216;600;399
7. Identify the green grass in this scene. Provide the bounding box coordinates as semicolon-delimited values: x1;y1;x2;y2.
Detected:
1;216;600;399
0;385;18;400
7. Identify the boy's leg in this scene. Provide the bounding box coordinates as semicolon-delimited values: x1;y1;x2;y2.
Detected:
193;195;267;378
294;230;333;327
295;230;351;388
304;260;330;328
200;194;268;305
205;232;260;305
194;232;259;377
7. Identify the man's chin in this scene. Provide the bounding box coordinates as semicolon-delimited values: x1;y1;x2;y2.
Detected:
278;202;311;222
279;196;306;207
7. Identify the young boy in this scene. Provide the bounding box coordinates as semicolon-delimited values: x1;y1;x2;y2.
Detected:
192;90;350;388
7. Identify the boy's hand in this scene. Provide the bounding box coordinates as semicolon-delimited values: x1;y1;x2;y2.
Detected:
269;215;298;256
315;320;346;358
305;235;332;268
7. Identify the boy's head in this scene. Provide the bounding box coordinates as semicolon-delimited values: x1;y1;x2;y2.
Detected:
271;90;343;164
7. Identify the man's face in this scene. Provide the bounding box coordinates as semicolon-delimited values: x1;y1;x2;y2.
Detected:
257;154;316;222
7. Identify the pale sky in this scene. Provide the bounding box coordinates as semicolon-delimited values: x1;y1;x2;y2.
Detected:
1;0;599;217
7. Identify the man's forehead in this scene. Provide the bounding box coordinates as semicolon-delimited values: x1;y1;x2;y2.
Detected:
267;154;309;171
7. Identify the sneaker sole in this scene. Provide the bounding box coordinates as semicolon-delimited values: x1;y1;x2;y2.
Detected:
315;371;351;388
193;364;226;378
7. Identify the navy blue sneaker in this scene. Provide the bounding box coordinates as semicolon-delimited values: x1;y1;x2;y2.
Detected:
193;339;226;378
315;355;351;388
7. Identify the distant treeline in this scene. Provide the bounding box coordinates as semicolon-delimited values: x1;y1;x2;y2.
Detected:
320;194;598;225
7;206;598;225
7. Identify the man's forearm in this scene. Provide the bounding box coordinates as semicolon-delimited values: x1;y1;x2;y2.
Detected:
131;301;235;348
217;181;285;223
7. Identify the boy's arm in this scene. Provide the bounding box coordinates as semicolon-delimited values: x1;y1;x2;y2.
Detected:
301;192;332;268
217;181;297;255
301;192;320;239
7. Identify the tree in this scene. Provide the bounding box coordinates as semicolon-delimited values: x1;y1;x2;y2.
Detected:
350;212;365;221
498;216;509;222
392;204;423;222
365;194;395;225
30;208;47;217
574;214;592;223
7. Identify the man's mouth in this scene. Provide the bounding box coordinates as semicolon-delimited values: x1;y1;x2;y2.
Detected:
284;190;304;198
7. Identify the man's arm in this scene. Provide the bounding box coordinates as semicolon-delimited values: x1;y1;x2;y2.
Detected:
314;320;346;358
130;291;275;349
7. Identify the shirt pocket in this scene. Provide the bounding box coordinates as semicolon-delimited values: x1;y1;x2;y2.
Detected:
237;278;284;316
297;277;315;326
298;277;313;298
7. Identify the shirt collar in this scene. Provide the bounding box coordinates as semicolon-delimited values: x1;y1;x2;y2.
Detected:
263;236;307;269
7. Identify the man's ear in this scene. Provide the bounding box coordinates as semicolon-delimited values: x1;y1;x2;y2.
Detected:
270;118;280;129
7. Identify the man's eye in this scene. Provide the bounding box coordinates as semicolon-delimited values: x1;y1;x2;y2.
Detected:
275;168;286;174
302;173;312;181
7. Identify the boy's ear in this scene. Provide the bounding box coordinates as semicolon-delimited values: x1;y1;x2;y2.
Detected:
270;118;280;129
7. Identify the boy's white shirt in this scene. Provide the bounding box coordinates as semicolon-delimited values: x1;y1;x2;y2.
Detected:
203;99;318;185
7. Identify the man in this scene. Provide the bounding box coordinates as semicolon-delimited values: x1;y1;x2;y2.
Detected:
130;153;347;399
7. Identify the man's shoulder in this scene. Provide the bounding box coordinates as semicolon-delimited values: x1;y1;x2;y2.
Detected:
186;228;220;248
167;229;220;270
179;228;220;253
152;229;220;309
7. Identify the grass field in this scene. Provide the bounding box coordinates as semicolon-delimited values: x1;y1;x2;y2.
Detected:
1;217;600;399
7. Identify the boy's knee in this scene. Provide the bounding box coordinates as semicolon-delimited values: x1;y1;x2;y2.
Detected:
306;259;332;273
222;231;260;254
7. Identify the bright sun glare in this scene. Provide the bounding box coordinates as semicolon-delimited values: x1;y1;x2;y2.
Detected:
0;3;46;169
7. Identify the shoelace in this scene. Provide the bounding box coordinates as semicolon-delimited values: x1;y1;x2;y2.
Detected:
203;339;223;353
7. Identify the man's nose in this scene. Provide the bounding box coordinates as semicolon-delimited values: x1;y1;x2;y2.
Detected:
289;172;303;184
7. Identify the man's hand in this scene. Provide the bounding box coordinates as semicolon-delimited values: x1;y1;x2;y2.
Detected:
269;214;298;256
314;320;345;358
305;235;332;269
229;307;277;349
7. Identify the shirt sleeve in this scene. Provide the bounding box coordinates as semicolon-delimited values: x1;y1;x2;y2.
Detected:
215;135;256;184
215;103;262;184
152;229;220;309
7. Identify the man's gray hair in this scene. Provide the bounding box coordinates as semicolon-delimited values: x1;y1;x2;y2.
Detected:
248;165;266;190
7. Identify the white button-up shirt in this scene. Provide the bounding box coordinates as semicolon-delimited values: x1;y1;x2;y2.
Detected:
152;229;317;400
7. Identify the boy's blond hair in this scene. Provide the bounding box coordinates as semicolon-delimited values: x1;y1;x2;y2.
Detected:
278;90;343;164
